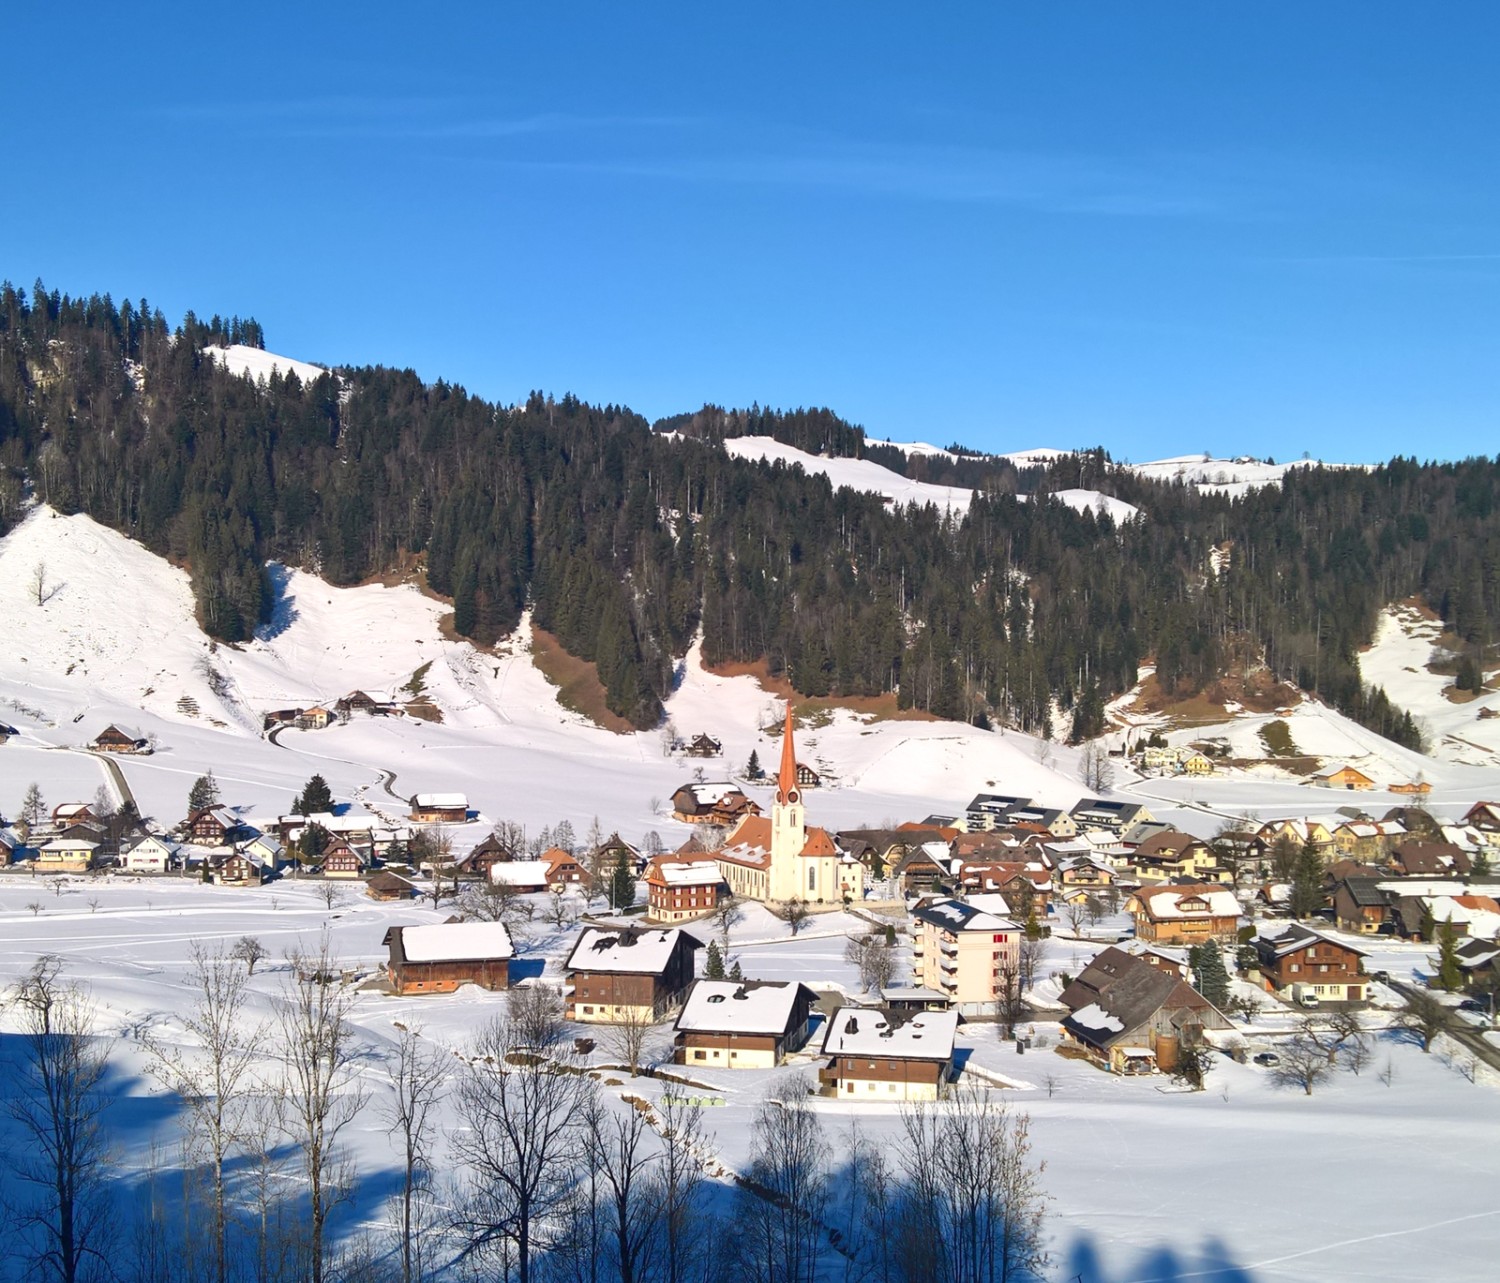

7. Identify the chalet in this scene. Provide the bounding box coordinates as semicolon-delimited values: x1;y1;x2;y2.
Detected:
674;980;816;1068
1390;841;1470;878
1454;938;1500;992
1312;764;1376;791
795;762;821;789
1462;801;1500;833
1332;819;1407;862
1332;877;1393;933
541;847;591;891
1056;855;1116;888
1070;799;1156;835
954;862;1051;916
0;829;22;865
1126;884;1240;944
213;850;266;886
321;839;367;879
243;834;285;870
409;793;469;824
459;832;517;879
295;706;333;730
52;802;98;826
1004;804;1078;838
120;834;181;873
910;895;1020;1014
1179;751;1215;776
644;856;726;923
37;838;99;872
263;708;302;731
1428;893;1500;940
384;921;513;995
184;807;247;847
1123;942;1188;978
595;832;645;875
1128;830;1221;882
334;690;381;716
685;733;722;758
1059;946;1231;1074
1250;923;1368;1003
671;781;760;826
1390;780;1433;796
1383;806;1442;839
564;927;700;1022
889;843;952;895
838;828;953;879
93;724;148;754
819;1006;958;1102
1256;819;1335;853
366;870;421;901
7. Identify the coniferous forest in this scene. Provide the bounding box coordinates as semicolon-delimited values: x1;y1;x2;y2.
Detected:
4;279;1499;747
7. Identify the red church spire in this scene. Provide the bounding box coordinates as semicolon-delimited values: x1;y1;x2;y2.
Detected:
777;702;800;805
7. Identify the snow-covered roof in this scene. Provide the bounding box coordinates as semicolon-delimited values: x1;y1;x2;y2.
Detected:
822;1006;957;1060
566;928;693;975
654;860;723;887
1132;886;1239;919
413;792;468;809
490;860;552;886
397;921;514;962
41;838;99;852
683;781;742;805
1069;1002;1126;1034
912;896;1018;934
676;980;811;1035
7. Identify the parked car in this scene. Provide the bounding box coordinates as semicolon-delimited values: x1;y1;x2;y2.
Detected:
1252;1051;1281;1067
1371;969;1391;983
1457;998;1487;1014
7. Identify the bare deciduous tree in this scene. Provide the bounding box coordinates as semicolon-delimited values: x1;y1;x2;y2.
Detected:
584;1094;659;1283
606;1005;657;1077
843;932;897;994
1394;986;1455;1053
777;899;811;936
31;559;48;606
279;937;367;1283
712;895;746;947
6;956;113;1283
1079;742;1115;793
654;1093;708;1283
144;943;263;1283
383;1025;448;1283
508;983;567;1054
738;1084;828;1283
451;1016;593;1283
232;935;268;975
1269;1034;1334;1095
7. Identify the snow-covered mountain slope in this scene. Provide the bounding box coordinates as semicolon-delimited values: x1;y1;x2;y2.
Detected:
1360;603;1500;770
723;436;1140;522
724;436;974;512
0;506;1099;839
1120;453;1364;497
202;343;327;383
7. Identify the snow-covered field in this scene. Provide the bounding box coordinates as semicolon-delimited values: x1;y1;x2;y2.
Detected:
0;878;1495;1280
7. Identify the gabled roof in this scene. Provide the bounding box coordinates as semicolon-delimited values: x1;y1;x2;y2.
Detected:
821;1006;957;1061
675;980;814;1035
412;792;468;809
565;927;698;975
390;921;514;963
1129;884;1239;920
1254;922;1366;962
1336;876;1391;908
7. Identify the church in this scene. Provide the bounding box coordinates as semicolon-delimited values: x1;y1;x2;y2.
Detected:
715;705;867;905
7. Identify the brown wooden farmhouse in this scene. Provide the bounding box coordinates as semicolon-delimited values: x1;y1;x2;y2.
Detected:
384;921;514;995
673;980;816;1068
819;1006;958;1102
564;927;700;1022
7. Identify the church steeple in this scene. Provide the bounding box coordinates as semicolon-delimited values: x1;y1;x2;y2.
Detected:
777;702;800;805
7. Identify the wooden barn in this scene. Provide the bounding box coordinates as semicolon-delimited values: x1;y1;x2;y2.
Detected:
93;724;149;754
564;927;700;1023
384;921;514;995
409;793;469;824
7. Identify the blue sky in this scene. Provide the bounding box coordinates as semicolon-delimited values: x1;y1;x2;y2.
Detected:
4;3;1497;462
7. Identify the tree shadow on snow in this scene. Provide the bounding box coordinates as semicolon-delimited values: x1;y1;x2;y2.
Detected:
256;563;300;642
1063;1233;1258;1283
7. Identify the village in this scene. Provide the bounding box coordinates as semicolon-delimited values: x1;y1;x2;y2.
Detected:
5;697;1499;1102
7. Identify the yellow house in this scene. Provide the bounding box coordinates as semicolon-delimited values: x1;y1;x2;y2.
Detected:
1180;751;1215;776
1313;764;1375;791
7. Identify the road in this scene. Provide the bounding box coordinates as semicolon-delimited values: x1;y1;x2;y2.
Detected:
1388;977;1500;1074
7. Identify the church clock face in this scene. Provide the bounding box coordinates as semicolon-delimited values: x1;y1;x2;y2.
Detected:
787;789;800;805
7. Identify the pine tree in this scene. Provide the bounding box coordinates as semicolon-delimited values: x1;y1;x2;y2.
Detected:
746;749;762;780
704;939;725;980
188;771;221;812
20;781;45;835
610;846;636;912
1191;942;1232;1008
295;774;334;816
1290;842;1324;919
1436;920;1463;991
728;959;743;981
